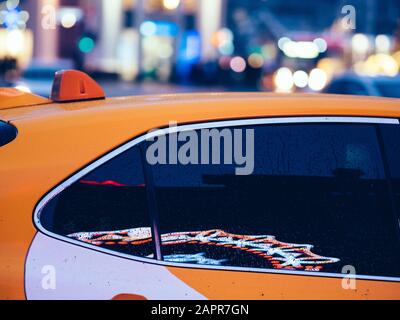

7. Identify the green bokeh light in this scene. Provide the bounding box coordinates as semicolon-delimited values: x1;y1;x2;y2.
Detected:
79;37;95;53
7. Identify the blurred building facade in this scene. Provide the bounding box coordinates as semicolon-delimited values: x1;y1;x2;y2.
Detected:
21;0;226;81
1;0;400;91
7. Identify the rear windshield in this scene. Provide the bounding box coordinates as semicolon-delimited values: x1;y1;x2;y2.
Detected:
0;121;17;147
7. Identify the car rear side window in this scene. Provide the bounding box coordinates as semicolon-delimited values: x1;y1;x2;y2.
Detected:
39;147;154;258
37;120;400;279
151;123;400;277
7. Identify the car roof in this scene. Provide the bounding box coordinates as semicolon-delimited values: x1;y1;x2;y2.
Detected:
1;93;400;164
1;92;400;123
0;88;51;111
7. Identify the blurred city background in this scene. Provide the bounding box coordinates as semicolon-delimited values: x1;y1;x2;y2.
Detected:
0;0;400;98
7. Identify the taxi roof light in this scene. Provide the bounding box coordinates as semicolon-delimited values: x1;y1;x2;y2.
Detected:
50;70;105;103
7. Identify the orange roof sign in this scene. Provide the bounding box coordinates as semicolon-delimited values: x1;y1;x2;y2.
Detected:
50;70;105;103
0;70;105;110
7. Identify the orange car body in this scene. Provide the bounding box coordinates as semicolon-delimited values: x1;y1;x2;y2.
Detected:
1;88;400;300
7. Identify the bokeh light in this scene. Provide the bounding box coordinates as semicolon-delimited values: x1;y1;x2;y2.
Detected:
274;67;294;92
6;29;23;55
375;35;391;53
308;68;328;91
163;0;180;10
79;37;95;53
140;21;157;37
278;37;291;51
293;70;309;88
352;34;370;55
282;41;319;59
6;0;19;11
248;53;264;69
313;38;328;53
230;56;246;73
61;12;77;29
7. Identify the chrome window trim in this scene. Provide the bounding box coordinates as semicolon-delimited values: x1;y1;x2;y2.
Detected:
33;116;400;282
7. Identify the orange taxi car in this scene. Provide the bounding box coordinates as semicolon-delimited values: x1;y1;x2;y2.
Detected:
1;70;400;300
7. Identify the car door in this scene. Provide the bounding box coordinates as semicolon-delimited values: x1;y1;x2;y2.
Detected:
26;146;205;300
28;116;400;299
149;117;400;299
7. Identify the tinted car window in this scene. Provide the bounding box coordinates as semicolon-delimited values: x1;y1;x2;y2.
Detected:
40;147;154;258
379;124;400;229
0;121;17;147
151;124;400;277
